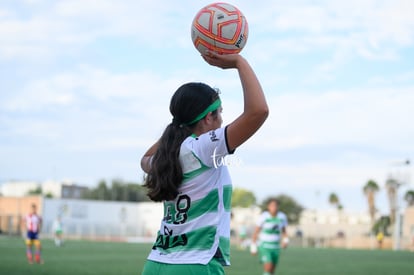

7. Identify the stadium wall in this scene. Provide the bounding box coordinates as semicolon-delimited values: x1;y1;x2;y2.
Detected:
0;196;42;235
41;198;163;242
0;196;163;242
1;196;413;251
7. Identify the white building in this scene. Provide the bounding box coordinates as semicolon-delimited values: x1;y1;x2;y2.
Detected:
0;180;88;199
230;206;372;241
298;209;372;238
0;181;39;197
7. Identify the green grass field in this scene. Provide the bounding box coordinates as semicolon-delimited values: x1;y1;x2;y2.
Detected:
1;236;413;275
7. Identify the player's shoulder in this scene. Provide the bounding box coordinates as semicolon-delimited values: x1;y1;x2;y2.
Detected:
277;211;287;219
181;127;227;159
256;211;269;225
277;211;288;226
277;211;287;217
187;127;226;144
261;211;271;218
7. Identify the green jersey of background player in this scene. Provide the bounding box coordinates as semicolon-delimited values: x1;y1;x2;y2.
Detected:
251;198;289;275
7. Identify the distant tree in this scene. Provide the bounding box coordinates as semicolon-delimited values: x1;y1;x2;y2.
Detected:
372;215;391;235
27;186;53;198
82;179;149;202
97;180;110;200
328;192;341;210
27;186;42;195
261;194;303;224
404;190;414;207
232;187;256;207
385;178;399;224
363;179;380;227
125;182;150;202
111;179;125;201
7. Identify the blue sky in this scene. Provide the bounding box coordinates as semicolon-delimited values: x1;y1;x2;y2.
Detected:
1;0;413;214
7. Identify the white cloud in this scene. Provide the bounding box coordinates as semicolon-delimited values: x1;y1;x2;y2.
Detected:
247;0;414;65
246;85;414;153
2;0;413;61
0;0;203;60
2;66;172;111
368;71;414;85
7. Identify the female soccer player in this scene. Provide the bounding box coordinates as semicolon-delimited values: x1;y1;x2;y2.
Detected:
24;203;43;264
140;51;269;275
251;198;289;275
52;216;64;247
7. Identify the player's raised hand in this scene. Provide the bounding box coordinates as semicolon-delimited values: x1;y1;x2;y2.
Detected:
201;51;241;69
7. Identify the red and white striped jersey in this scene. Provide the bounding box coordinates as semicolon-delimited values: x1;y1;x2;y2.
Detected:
25;213;42;232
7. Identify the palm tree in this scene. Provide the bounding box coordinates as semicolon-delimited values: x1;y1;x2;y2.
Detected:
404;190;414;207
363;179;380;227
328;192;340;209
385;178;399;224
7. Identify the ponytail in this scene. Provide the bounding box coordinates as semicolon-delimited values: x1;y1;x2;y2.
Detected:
144;123;191;201
143;82;220;202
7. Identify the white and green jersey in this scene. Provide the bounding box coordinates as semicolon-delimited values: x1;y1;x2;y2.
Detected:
148;127;233;266
257;211;288;250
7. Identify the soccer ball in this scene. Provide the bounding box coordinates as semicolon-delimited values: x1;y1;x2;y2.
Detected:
191;2;248;54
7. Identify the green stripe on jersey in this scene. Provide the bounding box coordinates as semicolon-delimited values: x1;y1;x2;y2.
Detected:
182;152;210;182
223;185;232;211
153;225;216;253
187;189;219;221
263;228;281;234
215;236;230;265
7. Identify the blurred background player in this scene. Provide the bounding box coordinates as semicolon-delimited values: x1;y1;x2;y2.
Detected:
53;215;64;247
376;231;384;249
251;198;289;275
23;203;43;264
238;224;248;250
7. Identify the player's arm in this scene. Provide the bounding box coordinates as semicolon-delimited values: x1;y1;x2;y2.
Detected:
250;225;261;255
202;52;269;151
281;226;289;248
140;140;159;173
251;225;261;244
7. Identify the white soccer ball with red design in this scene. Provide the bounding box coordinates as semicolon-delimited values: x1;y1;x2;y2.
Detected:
191;2;248;54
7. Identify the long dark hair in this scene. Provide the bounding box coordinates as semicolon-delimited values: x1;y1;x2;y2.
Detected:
144;82;220;202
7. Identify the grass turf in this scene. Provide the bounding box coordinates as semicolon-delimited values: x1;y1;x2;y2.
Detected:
0;236;413;275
